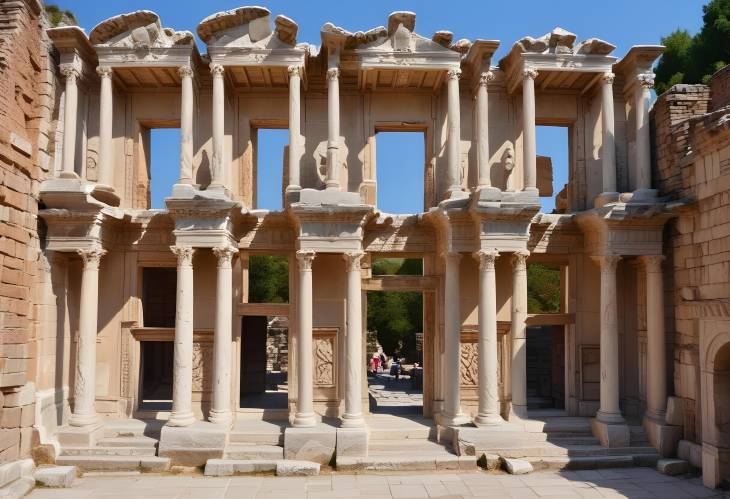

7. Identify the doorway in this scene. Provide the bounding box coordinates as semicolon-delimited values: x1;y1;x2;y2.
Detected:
526;325;565;410
240;315;288;410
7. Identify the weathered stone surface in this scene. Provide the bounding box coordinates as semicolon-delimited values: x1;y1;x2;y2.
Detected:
501;457;533;475
33;466;76;488
335;428;368;458
677;439;703;468
204;459;277;476
657;458;690;476
284;426;336;465
276;460;320;476
158;422;226;467
591;419;630;448
665;397;684;426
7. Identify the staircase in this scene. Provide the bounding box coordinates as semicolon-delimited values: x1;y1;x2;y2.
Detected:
202;420;287;475
56;419;170;471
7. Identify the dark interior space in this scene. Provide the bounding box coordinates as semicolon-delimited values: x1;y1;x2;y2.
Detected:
240;315;288;409
526;325;565;410
142;267;176;327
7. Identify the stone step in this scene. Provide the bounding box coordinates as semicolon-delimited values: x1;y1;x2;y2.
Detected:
229;421;286;446
96;436;158;448
0;476;35;498
224;444;284;460
55;455;170;472
545;436;601;446
204;459;320;477
102;419;164;439
367;421;435;441
489;444;659;459
527;455;638;471
336;454;477;472
60;446;157;457
368;439;453;454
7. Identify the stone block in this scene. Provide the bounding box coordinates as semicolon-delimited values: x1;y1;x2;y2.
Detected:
678;439;703;468
590;419;630;448
284;425;336;465
0;459;33;489
335;427;368;458
643;417;682;457
0;408;20;428
478;453;501;470
56;424;104;447
3;384;34;408
501;457;533;475
276;460;320;476
665;397;685;426
0;476;34;499
33;466;76;488
204;459;277;476
657;458;689;476
158;421;226;467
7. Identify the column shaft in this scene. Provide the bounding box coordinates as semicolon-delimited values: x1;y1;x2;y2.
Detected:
635;73;655;191
342;251;365;428
287;66;302;192
209;245;236;425
594;255;624;424
510;251;529;419
326;68;340;190
97;67;113;188
476;72;493;188
169;245;195;426
442;252;469;426
293;250;316;427
643;256;667;420
60;65;79;179
446;69;462;194
601;73;617;194
69;247;106;426
179;66;194;184
210;64;225;189
474;250;504;425
522;68;538;191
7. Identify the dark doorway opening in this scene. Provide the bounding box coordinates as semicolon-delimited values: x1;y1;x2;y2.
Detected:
139;341;173;410
526;325;565;410
240;315;288;410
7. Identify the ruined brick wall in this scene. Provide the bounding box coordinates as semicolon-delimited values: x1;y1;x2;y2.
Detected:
0;0;54;463
709;64;730;112
653;69;730;444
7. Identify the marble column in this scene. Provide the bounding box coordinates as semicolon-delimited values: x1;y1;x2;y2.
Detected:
287;66;302;192
69;247;106;426
294;250;316;427
209;245;236;425
601;72;617;195
446;69;462;195
210;63;226;190
522;68;538;192
96;66;114;190
60;65;80;179
635;73;655;191
442;252;470;426
178;65;194;185
474;250;504;425
642;255;667;421
510;250;529;419
476;71;494;188
169;245;196;427
342;251;365;428
593;255;624;424
325;67;340;190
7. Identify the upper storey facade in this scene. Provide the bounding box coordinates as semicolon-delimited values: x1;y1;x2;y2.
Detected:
43;8;663;214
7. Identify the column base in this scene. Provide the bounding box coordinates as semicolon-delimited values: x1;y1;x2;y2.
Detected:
340;413;366;429
591;418;629;448
509;404;528;421
436;411;472;427
474;413;506;426
284;424;336;465
444;188;470;200
292;412;317;428
68;412;98;428
207;410;233;427
167;411;196;427
643;415;681;457
336;427;369;458
58;171;79;180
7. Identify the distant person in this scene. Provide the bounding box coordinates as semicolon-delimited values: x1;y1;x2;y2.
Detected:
372;354;380;373
379;352;386;371
368;356;376;375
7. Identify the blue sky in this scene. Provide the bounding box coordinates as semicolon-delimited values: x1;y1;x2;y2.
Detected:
65;0;707;212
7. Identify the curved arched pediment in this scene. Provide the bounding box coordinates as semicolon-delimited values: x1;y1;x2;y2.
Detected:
197;6;298;48
90;10;194;48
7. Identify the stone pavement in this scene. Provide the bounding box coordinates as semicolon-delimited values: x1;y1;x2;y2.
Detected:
368;373;423;415
25;467;730;498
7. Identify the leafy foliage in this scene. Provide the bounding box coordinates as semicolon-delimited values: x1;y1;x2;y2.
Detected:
248;255;289;303
44;4;77;27
527;264;561;313
655;0;730;94
372;258;423;276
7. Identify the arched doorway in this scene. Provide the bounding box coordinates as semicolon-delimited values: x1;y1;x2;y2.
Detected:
701;324;730;488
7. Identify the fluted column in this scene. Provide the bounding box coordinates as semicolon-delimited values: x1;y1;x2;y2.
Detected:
510;250;529;419
96;66;114;189
442;252;470;426
325;67;340;190
287;66;302;192
178;65;194;185
60;65;80;179
446;69;462;195
169;245;196;427
210;63;225;190
474;250;504;425
593;255;624;424
601;72;617;195
642;255;667;421
69;247;106;426
294;250;316;427
209;245;236;425
476;71;494;188
635;73;655;191
342;251;365;428
522;68;538;192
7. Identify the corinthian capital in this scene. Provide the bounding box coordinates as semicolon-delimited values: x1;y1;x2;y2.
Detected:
342;251;364;272
591;255;621;273
177;65;194;79
601;72;615;84
511;250;530;270
638;72;655;89
447;68;462;80
473;249;499;270
60;64;80;80
96;66;113;79
78;247;106;269
478;71;495;87
213;245;237;268
326;67;340;81
640;255;664;273
296;250;316;270
210;63;225;77
171;245;195;266
522;67;538;80
288;65;303;78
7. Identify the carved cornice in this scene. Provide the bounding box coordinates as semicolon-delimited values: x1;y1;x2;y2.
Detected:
178;65;194;79
511;250;529;270
296;249;316;270
638;72;655;89
601;72;615;84
640;254;664;273
343;251;364;272
77;247;106;269
210;63;225;77
522;67;538;80
591;255;621;273
171;245;195;266
326;67;340;81
96;66;113;78
213;245;237;268
474;249;499;270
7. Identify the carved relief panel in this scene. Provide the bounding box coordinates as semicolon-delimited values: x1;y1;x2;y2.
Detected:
312;327;338;403
459;325;510;404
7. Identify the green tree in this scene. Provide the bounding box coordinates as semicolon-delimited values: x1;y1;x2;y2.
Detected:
655;0;730;93
367;291;422;358
248;255;289;303
44;4;77;27
527;264;561;313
